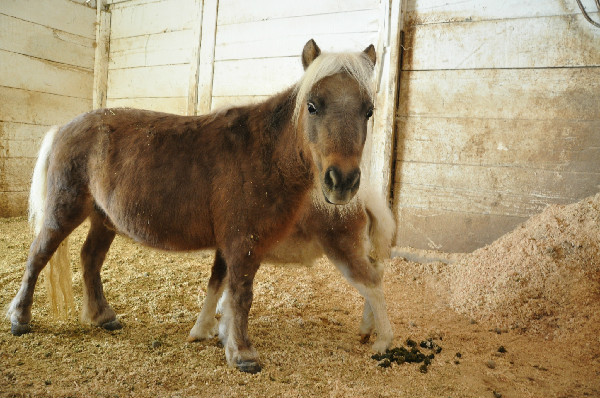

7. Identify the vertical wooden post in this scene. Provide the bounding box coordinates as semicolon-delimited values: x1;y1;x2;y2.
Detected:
368;0;404;202
93;0;111;109
196;0;218;115
187;0;204;116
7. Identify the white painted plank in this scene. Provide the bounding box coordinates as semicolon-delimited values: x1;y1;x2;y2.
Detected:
110;0;197;39
395;163;600;216
0;86;92;125
395;183;553;219
94;2;111;109
0;14;94;69
109;30;195;68
106;0;134;4
367;0;403;202
1;139;39;159
0;0;96;38
105;97;189;114
404;14;600;70
398;68;600;120
196;0;218;114
0;191;29;217
187;0;204;115
0;121;49;142
217;0;380;25
0;50;93;99
210;96;270;111
215;9;380;48
215;32;379;61
1;158;37;191
70;0;97;8
406;0;600;24
397;116;600;173
393;207;526;252
212;58;303;97
395;177;600;219
0;121;48;160
107;64;190;99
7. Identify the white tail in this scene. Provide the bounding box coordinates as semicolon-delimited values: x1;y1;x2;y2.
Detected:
29;126;74;318
362;189;395;261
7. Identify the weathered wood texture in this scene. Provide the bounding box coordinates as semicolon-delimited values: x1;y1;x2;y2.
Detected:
0;0;95;217
93;0;111;109
105;0;198;114
394;0;600;252
211;0;381;109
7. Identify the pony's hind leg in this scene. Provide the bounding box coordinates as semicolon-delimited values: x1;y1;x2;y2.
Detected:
80;209;120;330
188;249;227;341
8;196;90;335
8;226;74;335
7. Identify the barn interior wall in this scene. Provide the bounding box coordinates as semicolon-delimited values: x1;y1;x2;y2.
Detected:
394;0;600;253
209;0;381;110
103;0;384;113
1;0;394;217
0;0;96;217
105;0;200;114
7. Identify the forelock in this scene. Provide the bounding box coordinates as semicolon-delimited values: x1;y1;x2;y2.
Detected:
292;52;375;125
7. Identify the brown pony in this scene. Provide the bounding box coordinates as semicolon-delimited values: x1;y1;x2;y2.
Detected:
188;185;395;366
7;40;392;373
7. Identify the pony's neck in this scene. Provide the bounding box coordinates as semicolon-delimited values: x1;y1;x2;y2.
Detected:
255;87;315;190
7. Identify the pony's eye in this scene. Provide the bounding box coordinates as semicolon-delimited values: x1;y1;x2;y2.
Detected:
366;108;374;119
307;102;318;115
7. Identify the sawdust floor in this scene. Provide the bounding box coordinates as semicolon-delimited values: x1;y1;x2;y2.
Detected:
1;217;598;398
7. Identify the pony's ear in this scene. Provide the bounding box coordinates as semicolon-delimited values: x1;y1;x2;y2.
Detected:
302;39;321;70
363;44;376;66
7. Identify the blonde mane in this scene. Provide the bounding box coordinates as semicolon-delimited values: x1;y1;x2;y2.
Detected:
292;51;375;125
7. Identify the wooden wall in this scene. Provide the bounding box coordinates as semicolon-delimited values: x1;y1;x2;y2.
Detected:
1;0;399;217
394;0;600;252
105;0;200;114
0;0;96;217
210;0;381;110
103;0;387;114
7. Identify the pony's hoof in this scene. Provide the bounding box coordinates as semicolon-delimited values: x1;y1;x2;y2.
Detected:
359;333;371;344
372;339;391;354
101;319;123;331
236;360;261;374
11;322;31;336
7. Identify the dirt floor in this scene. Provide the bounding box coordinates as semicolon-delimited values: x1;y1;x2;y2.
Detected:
1;208;599;397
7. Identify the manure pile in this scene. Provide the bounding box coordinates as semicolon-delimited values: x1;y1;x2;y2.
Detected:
448;193;600;339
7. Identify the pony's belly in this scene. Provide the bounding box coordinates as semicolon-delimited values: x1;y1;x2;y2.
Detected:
98;199;216;251
264;235;323;266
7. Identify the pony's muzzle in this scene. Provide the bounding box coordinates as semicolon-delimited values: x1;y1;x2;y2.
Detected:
322;166;361;205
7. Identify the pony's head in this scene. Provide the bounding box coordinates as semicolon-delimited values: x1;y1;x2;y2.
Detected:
294;39;376;205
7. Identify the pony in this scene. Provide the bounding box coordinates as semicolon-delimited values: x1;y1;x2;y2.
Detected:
188;185;396;369
7;39;393;373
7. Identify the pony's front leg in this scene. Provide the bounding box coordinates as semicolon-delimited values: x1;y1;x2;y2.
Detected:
354;266;394;353
329;254;393;353
220;255;261;373
359;300;375;343
188;250;227;341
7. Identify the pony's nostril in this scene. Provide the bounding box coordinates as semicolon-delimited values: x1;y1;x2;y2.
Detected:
349;170;361;191
324;167;342;190
328;169;339;188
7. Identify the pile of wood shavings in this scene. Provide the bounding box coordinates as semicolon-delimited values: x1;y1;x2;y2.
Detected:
448;193;600;339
